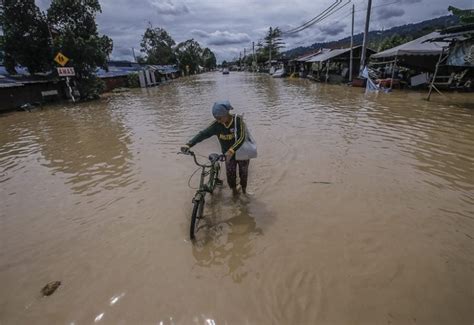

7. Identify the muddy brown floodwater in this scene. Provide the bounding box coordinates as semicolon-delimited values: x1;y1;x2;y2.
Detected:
1;72;473;324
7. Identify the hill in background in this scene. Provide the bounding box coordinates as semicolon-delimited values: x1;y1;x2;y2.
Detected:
283;15;460;58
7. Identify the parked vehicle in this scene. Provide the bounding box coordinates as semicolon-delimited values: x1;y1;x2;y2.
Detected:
272;68;286;78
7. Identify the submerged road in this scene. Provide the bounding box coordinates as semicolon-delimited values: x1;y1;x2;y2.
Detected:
1;72;473;324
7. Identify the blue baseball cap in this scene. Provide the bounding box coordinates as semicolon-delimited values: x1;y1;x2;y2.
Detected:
212;100;233;118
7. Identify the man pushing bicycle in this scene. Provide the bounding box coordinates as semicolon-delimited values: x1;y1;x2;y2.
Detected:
181;100;250;195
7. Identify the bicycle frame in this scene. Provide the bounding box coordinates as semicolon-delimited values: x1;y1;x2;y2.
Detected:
181;150;224;240
189;152;221;194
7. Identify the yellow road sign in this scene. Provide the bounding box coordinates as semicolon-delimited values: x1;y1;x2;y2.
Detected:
54;52;69;66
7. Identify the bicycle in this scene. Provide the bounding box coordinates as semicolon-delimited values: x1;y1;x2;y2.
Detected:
179;149;225;240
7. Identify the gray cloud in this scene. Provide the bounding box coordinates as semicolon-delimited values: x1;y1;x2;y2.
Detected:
431;8;449;16
115;47;135;57
313;35;327;42
191;30;251;45
318;22;346;36
148;0;189;15
376;6;405;20
191;30;209;38
34;0;473;62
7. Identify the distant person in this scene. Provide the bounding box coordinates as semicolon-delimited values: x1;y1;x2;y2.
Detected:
181;100;250;195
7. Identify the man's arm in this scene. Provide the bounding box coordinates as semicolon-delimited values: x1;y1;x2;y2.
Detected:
186;121;218;148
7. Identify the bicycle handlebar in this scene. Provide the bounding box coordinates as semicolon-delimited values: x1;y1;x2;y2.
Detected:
178;150;225;167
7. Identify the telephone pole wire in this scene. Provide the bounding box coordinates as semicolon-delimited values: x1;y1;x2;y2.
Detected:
359;0;372;75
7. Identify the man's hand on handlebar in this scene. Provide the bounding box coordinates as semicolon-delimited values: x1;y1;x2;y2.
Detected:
180;145;191;154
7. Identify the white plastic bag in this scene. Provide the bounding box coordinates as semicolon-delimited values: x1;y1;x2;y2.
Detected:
234;115;257;160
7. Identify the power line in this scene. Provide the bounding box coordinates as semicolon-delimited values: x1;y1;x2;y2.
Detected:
281;0;352;35
288;0;403;45
281;0;343;35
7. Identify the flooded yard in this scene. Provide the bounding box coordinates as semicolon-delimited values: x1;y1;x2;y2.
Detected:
1;72;473;324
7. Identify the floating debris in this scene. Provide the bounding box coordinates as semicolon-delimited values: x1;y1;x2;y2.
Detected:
41;281;61;296
312;181;332;184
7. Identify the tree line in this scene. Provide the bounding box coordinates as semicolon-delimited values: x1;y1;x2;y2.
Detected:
0;0;112;99
223;27;285;68
138;23;217;75
0;0;218;99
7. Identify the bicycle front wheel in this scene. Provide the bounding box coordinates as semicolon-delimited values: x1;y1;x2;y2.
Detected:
209;163;221;193
190;197;205;240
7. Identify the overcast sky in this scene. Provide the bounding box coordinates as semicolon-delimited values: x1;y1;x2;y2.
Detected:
36;0;472;63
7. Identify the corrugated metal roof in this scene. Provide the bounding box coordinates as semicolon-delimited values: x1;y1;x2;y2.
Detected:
0;62;179;84
96;68;135;78
0;77;24;88
306;48;350;62
296;49;331;62
0;66;55;87
371;32;448;59
147;65;179;74
0;66;30;76
305;45;374;63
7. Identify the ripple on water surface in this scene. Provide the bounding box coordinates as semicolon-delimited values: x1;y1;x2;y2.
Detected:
0;72;473;324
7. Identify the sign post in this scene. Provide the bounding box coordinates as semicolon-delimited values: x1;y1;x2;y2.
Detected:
54;52;76;102
54;52;69;67
56;66;76;102
57;67;75;77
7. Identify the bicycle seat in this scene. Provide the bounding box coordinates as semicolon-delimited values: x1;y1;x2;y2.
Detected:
208;153;221;163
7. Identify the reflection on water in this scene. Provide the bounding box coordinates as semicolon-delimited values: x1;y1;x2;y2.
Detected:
36;104;135;195
0;102;135;196
192;195;266;283
1;72;473;324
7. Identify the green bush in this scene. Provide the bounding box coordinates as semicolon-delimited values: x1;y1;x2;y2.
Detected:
78;75;105;100
127;72;140;88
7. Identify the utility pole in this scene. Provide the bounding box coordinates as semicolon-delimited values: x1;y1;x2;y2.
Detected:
132;48;137;63
359;0;372;75
349;4;355;81
239;51;242;70
243;48;246;69
268;27;273;70
252;41;256;72
269;37;272;69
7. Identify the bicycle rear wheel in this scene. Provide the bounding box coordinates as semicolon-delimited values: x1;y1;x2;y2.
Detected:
190;196;205;240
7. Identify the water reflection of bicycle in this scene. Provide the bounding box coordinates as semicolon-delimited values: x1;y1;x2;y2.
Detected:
191;198;264;283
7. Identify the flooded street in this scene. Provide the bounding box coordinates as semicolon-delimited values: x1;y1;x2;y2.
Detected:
1;72;473;324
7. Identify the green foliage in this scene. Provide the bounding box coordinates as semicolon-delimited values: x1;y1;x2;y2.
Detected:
448;6;474;24
77;75;104;99
47;0;113;99
255;40;269;64
175;39;203;74
140;24;176;65
0;36;4;64
126;72;140;88
136;56;146;64
1;0;52;74
201;47;216;70
243;54;254;66
263;27;285;61
378;34;413;52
